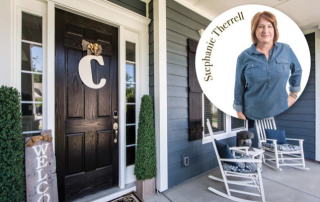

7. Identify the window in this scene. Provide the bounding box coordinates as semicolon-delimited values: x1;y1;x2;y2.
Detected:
20;13;43;137
126;42;136;166
204;95;225;136
203;95;246;138
231;116;246;130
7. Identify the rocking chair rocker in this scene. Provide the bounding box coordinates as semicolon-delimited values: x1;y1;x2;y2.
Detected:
206;119;266;202
255;117;309;171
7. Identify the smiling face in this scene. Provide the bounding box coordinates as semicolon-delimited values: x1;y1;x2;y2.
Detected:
255;17;275;45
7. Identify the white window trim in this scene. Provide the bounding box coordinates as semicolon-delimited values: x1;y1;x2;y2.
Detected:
202;94;248;144
303;28;320;161
13;0;150;191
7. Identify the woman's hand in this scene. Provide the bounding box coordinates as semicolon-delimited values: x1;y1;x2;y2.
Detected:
237;112;246;120
288;93;297;107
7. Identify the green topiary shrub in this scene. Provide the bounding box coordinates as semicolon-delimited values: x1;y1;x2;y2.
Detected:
134;95;156;180
0;86;25;202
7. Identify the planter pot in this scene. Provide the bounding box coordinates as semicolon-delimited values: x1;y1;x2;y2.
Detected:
136;178;155;199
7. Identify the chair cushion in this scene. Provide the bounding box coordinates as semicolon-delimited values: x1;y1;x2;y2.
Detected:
265;129;286;144
223;156;258;173
214;139;237;166
262;142;301;152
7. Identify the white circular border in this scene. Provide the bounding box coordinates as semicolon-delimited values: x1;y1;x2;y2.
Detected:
196;4;311;118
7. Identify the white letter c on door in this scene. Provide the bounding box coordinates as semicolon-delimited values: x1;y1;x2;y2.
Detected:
79;55;106;89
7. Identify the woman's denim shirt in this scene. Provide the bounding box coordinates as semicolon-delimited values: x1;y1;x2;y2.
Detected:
233;42;302;120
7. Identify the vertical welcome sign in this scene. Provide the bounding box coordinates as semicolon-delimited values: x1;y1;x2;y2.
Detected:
25;130;58;202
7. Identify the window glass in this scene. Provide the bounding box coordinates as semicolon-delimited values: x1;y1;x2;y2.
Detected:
21;43;43;72
21;13;43;136
231;117;246;130
126;105;136;124
126;64;135;82
204;95;225;136
126;125;136;145
126;84;135;103
126;42;136;166
21;73;42;101
22;12;42;43
126;42;135;62
21;103;43;132
126;146;136;166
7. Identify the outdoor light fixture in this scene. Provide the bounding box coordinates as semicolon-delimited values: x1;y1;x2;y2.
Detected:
198;29;204;36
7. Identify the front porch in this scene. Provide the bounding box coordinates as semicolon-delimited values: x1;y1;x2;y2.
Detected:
146;159;320;202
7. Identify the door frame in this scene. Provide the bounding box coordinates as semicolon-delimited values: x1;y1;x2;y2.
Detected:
48;0;150;189
13;0;150;190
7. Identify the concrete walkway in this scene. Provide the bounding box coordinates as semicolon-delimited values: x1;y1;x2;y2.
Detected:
145;160;320;202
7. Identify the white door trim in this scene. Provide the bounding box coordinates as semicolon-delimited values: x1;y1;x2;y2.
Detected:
46;0;150;189
47;1;55;152
48;0;150;30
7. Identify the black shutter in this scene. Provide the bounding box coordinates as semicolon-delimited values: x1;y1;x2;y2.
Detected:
188;38;203;141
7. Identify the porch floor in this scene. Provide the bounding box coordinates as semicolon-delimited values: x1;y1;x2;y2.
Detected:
146;160;320;202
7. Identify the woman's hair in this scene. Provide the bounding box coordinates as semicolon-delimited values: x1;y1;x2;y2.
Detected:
251;11;279;44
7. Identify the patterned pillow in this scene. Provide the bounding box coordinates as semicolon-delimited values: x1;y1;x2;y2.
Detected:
223;156;258;173
262;142;301;152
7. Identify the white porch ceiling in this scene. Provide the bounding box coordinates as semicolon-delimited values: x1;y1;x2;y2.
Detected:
177;0;320;30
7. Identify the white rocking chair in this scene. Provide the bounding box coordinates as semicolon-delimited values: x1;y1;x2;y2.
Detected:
206;119;266;202
255;117;309;171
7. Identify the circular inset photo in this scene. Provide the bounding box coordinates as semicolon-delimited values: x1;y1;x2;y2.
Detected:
196;5;310;120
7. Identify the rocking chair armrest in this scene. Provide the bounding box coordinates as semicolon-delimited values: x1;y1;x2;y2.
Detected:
220;158;261;163
285;138;304;142
229;147;249;155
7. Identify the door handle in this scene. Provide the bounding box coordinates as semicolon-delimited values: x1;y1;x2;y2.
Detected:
113;122;118;143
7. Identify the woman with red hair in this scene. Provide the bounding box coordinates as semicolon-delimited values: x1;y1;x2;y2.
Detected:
233;11;302;120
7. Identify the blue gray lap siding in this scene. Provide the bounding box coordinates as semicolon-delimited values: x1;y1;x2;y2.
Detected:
107;0;146;16
274;33;316;160
165;0;236;188
251;33;316;160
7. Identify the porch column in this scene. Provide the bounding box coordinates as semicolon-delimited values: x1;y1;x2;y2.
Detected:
153;0;168;192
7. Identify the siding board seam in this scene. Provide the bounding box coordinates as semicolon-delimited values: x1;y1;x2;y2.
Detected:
168;40;187;48
167;50;188;58
167;62;187;68
167;18;198;33
168;150;214;166
168;74;187;79
166;7;208;28
166;27;197;39
168;157;214;175
167;39;186;47
166;4;210;27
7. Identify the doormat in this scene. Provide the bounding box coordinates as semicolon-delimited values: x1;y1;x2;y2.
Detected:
109;192;142;202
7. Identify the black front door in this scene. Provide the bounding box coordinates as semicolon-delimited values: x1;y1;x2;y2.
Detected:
55;9;118;201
